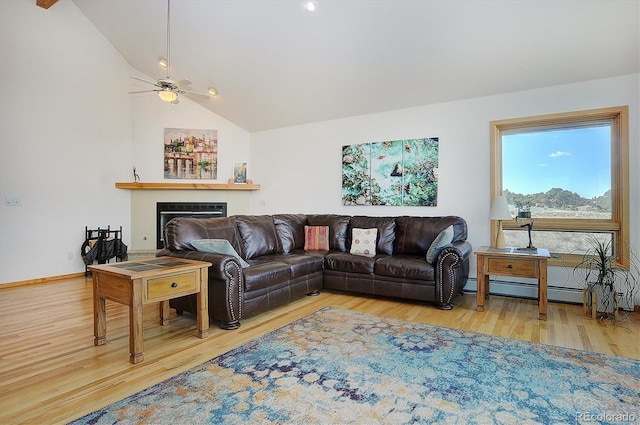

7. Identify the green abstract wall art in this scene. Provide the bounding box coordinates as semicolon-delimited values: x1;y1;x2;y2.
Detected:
342;138;439;206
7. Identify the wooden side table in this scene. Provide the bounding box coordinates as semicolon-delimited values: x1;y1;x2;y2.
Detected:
475;246;550;320
90;257;211;363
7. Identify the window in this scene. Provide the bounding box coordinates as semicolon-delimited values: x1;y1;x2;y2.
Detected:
490;106;629;268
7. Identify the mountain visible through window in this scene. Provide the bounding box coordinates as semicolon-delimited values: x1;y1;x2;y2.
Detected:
502;124;611;220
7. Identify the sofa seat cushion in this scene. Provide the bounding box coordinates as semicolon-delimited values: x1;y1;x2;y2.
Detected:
324;252;377;274
267;252;325;279
242;262;291;292
375;255;435;281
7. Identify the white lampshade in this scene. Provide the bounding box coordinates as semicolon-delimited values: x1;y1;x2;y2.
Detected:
490;195;512;221
158;89;178;102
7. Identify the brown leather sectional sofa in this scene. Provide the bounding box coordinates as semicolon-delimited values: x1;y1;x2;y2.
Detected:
160;214;471;329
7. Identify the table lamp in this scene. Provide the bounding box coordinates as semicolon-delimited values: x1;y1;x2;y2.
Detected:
490;195;512;248
516;208;536;251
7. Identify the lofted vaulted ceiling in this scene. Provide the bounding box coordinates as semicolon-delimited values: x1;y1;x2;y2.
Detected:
72;0;639;132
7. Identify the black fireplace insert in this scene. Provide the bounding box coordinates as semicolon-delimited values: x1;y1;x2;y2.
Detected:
156;202;227;249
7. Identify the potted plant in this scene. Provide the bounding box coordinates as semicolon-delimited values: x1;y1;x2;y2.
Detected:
573;237;638;321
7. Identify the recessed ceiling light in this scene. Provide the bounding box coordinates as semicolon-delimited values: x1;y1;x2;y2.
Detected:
158;57;168;68
304;1;317;12
208;87;218;96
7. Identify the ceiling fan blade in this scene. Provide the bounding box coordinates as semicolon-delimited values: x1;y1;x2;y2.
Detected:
130;76;160;87
175;79;192;88
128;89;160;94
182;90;211;100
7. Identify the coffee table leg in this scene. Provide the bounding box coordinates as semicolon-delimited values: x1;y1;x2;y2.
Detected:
197;269;209;338
94;296;107;346
130;279;144;364
93;275;107;346
159;301;171;325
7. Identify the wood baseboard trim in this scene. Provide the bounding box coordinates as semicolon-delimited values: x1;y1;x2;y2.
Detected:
0;272;86;289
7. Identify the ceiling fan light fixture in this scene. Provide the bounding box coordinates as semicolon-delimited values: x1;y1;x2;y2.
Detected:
158;89;178;102
304;1;318;12
129;1;209;104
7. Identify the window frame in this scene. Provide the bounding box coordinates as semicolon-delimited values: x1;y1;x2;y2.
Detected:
490;106;629;268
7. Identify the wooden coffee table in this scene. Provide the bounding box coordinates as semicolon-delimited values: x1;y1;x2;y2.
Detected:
89;257;211;363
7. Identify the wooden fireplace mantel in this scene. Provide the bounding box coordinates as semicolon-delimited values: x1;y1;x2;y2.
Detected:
115;182;260;191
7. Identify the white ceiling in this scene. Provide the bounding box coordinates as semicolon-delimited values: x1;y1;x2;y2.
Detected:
72;0;639;132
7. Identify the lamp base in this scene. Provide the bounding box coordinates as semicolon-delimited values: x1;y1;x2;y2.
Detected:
515;247;537;252
493;223;506;249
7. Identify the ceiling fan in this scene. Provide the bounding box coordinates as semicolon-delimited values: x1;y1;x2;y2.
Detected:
128;0;211;104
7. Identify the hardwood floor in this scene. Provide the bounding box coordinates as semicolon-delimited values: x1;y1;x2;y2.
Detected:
1;276;638;424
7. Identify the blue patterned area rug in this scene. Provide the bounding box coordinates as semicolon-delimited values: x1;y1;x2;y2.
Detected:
71;307;639;425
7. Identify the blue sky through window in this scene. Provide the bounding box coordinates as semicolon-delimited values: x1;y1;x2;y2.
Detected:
502;125;611;199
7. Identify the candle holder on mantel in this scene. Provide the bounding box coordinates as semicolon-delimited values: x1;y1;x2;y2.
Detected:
516;207;536;251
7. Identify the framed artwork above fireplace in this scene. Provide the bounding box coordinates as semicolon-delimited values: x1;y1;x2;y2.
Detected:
164;128;218;180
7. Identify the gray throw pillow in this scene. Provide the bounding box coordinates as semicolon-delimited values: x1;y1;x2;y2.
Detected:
191;239;250;268
425;225;454;264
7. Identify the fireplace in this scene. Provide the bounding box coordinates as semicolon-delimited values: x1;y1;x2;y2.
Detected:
156;202;227;249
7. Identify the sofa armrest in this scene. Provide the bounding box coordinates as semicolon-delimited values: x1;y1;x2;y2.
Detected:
434;241;472;308
439;240;472;262
162;250;244;329
162;250;242;280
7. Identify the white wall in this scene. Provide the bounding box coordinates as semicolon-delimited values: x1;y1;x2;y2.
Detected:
0;0;132;283
250;74;640;301
0;1;251;283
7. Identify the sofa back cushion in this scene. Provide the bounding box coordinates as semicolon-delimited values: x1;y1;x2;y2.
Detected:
349;216;396;255
306;214;350;252
273;214;308;253
235;215;279;259
394;216;467;256
164;216;241;253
